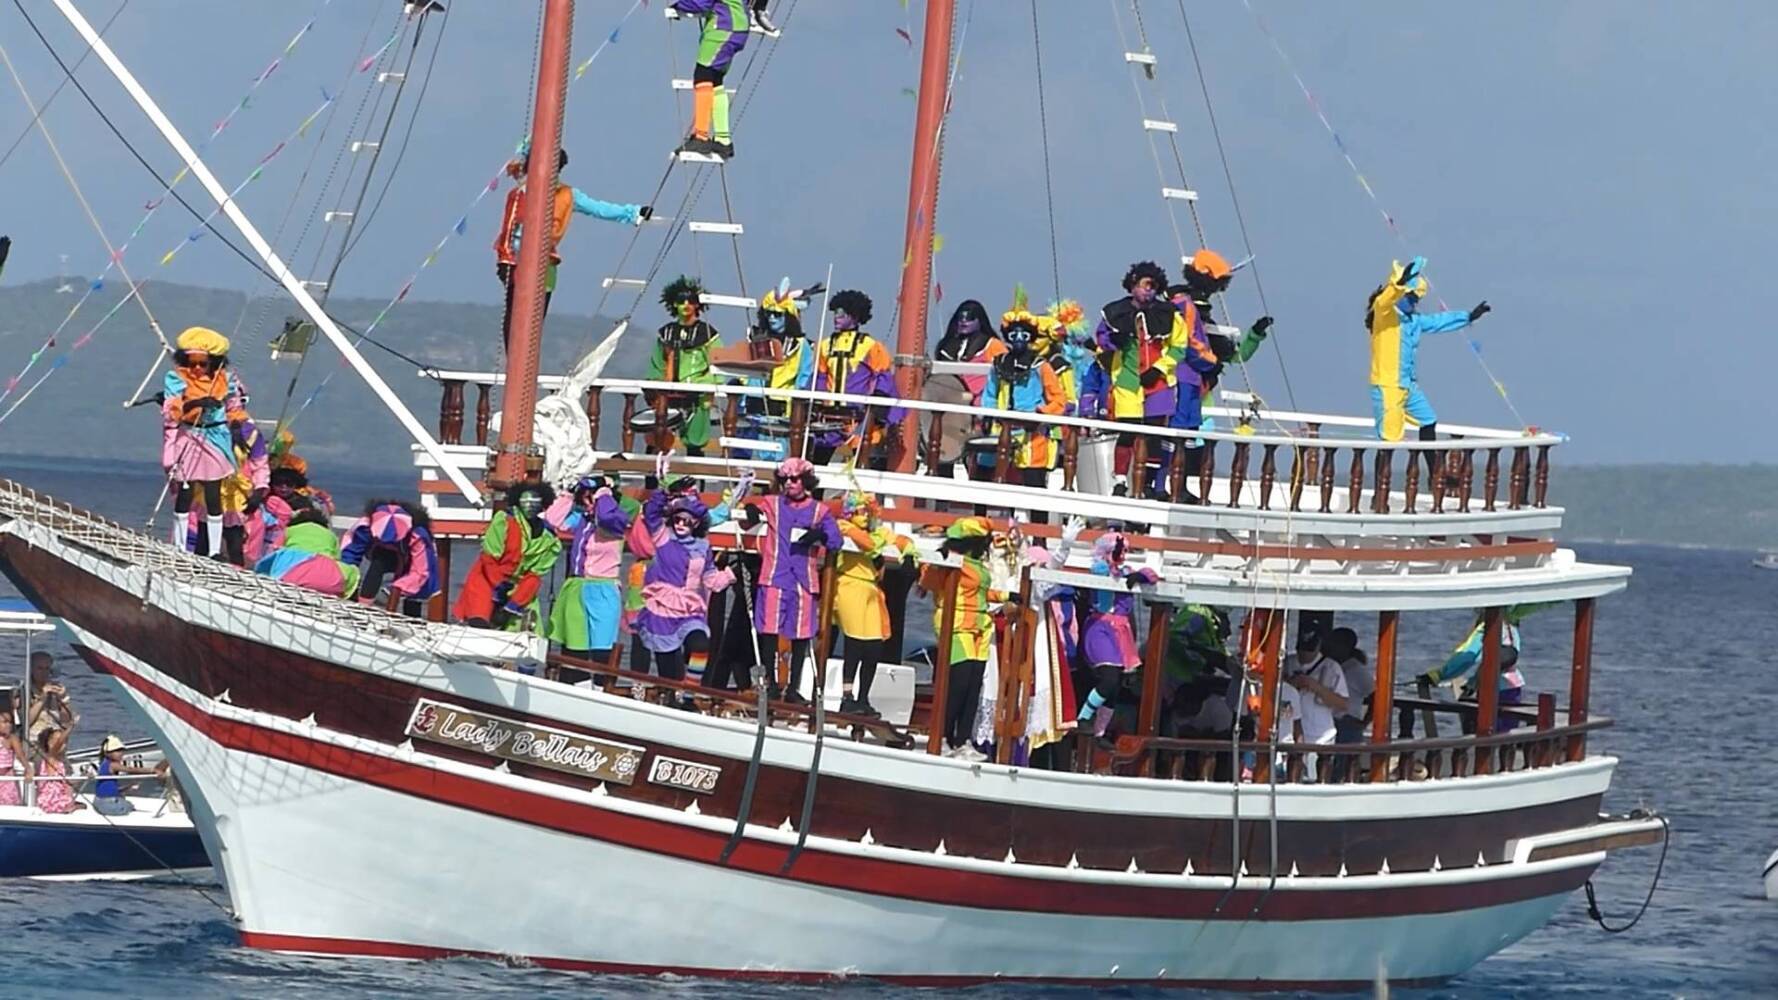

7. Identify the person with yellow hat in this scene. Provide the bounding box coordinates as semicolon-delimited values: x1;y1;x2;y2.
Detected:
981;297;1069;514
919;517;1009;759
161;327;247;557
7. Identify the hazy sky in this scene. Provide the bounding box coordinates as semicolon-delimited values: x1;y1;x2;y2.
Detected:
2;0;1774;463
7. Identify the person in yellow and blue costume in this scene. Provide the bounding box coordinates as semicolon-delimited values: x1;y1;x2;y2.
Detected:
1366;255;1491;444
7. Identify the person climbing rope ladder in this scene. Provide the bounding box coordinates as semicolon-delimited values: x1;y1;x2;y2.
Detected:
670;1;776;160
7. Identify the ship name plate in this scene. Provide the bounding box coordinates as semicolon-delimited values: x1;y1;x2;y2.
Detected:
406;698;644;786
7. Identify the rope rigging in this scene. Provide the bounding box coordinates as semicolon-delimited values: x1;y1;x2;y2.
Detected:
1029;0;1062;305
0;0;128;173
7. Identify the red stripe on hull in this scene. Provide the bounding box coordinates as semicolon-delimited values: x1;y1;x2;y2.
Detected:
97;649;1595;922
238;929;1452;991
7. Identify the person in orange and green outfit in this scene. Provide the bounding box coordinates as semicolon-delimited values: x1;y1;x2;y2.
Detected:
671;1;776;159
453;482;562;633
919;518;1009;760
494;142;650;351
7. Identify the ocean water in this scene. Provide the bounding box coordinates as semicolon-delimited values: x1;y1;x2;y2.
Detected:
0;456;1773;998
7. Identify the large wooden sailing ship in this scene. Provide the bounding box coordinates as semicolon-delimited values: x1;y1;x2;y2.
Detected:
0;0;1663;989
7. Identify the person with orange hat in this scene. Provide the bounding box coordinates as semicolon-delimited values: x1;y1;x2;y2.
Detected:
1158;249;1274;500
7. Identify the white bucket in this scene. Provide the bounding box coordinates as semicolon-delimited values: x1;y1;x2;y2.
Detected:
1075;432;1121;496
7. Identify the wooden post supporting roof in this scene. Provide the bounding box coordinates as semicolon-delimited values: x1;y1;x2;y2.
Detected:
1475;607;1504;774
1250;609;1286;783
1136;601;1171;776
1568;597;1595;762
1369;609;1399;783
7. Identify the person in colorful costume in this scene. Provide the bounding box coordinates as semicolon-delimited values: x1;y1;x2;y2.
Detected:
1421;604;1546;733
1036;299;1091;411
454;482;562;632
832;491;916;718
648;276;723;455
161;327;247;559
1076;529;1161;740
254;509;360;598
494;144;648;350
671;1;774;158
735;457;839;702
918;517;1007;759
1175;252;1272;433
631;482;735;702
981;299;1068;509
268;466;331;520
933;300;1005;403
213;411;271;566
1087;262;1191;497
812;290;904;468
1366;255;1491;466
243;493;293;566
340;501;440;618
540;475;633;683
748;278;818;422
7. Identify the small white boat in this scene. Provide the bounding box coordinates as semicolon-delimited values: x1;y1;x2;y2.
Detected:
1753;552;1778;571
1765;848;1778;900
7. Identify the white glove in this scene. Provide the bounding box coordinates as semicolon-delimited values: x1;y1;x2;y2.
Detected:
664;6;681;19
1061;515;1086;547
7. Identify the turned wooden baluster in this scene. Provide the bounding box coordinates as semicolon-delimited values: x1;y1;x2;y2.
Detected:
1293;436;1319;514
1168;439;1190;502
788;398;810;461
1371;448;1392;514
1347;448;1365;514
1319;446;1337;514
721;395;740;460
1430;448;1448;514
474;383;492;448
923;408;945;473
584;388;603;451
1061;426;1079;491
1457;449;1475;512
1484;447;1501;511
1509;447;1529;510
439;380;464;446
1401;448;1421;514
994;422;1015;484
1534;444;1552;508
619;395;637;454
1129;435;1150;497
1226;441;1250;509
1197;440;1216;504
1258;443;1278;511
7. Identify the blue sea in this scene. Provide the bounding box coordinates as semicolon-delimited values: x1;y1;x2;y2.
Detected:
0;455;1773;997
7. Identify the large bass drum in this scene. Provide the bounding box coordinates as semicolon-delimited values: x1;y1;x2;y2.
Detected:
919;373;975;467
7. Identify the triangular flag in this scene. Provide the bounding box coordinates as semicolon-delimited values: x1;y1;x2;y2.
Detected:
933;281;943;303
931;233;945;253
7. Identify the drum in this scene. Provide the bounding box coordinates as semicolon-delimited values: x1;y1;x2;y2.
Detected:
1074;431;1121;496
627;406;688;433
919;374;974;465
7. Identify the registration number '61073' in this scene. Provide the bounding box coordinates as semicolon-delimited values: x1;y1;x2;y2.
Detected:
647;755;721;794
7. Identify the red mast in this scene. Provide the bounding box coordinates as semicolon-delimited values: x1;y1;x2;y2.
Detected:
491;0;575;489
890;0;956;471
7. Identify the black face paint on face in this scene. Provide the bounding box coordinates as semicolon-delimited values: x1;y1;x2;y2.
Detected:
517;491;546;516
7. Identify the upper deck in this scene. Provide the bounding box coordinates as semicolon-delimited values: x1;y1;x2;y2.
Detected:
411;368;1628;613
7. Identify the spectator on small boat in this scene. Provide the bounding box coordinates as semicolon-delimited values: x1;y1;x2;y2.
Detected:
341;500;441;618
649;277;724;456
495;143;648;349
812;291;905;469
1365;255;1490;481
920;518;1006;760
735;458;840;702
1087;261;1190;498
92;735;167;817
454;482;562;632
253;509;361;598
26;651;75;745
0;698;23;806
544;474;637;685
31;727;79;814
1075;530;1160;742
